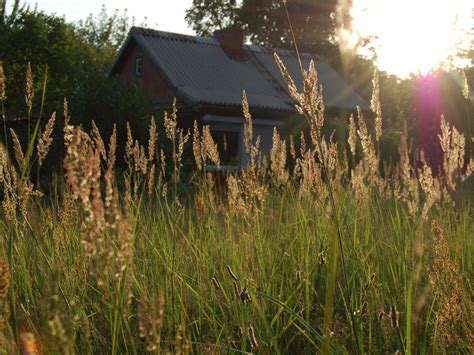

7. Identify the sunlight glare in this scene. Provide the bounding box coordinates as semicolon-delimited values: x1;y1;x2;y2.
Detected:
340;0;473;78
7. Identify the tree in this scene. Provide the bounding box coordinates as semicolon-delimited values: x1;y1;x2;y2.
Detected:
186;0;339;60
0;4;141;120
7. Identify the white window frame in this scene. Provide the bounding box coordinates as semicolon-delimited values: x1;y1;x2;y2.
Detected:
135;57;143;77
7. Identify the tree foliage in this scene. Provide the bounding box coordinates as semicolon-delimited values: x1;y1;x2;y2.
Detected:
186;0;338;59
0;2;151;124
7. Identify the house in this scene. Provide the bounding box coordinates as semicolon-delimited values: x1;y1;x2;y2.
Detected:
109;26;368;168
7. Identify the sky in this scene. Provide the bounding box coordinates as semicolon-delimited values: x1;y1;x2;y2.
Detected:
19;0;195;34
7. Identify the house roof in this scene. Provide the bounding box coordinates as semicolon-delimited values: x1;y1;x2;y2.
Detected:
111;27;369;113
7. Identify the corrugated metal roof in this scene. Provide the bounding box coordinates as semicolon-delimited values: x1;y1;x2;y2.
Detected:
117;27;368;112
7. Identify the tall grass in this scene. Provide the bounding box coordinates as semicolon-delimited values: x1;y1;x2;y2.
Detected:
0;60;472;354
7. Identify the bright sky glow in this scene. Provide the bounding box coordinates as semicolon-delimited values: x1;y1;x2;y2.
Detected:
20;0;194;34
343;0;473;78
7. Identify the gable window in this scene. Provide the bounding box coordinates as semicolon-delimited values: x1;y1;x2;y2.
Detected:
135;57;143;77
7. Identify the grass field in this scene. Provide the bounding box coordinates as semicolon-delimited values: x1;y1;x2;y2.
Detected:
0;59;472;354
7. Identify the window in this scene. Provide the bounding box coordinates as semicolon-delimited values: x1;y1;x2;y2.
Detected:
135;57;143;77
210;130;240;166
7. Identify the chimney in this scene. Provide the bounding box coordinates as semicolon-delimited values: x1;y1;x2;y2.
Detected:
213;26;244;59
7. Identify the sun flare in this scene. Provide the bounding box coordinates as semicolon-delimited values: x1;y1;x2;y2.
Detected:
339;0;473;78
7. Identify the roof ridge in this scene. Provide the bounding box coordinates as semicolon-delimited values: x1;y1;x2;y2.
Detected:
245;49;293;104
131;26;219;45
131;26;327;61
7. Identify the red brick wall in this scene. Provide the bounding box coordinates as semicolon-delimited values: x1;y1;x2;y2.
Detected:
114;40;175;99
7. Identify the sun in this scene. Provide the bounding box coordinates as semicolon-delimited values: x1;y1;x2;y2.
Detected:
338;0;473;78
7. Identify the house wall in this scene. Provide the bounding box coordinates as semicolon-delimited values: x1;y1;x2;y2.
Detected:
114;40;176;100
202;114;281;168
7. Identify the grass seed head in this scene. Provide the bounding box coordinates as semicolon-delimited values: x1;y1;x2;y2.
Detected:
371;68;383;142
25;62;34;114
461;69;469;100
0;61;6;101
19;332;40;355
211;277;221;291
10;129;24;171
37;112;56;166
0;261;9;298
226;265;238;281
390;305;400;328
247;322;259;349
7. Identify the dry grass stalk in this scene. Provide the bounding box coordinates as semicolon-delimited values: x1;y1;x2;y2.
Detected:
270;127;289;186
389;304;400;328
210;277;221;291
461;69;469;100
125;122;134;164
0;262;9;299
176;129;190;170
148;116;157;162
348;114;357;156
10;129;24;171
227;174;247;214
148;163;156;197
0;62;6;101
225;265;238;281
247;322;259;349
275;54;324;147
289;135;296;160
164;100;178;141
242;90;254;157
394;124;420;217
202;125;220;168
64;123;136;299
438;115;465;192
371;69;383;142
37;112;56;166
25;62;34;114
192;120;203;170
0;163;18;223
19;332;40;355
464;158;474;180
63;98;74;149
429;220;473;350
48;314;72;355
0;261;9;349
356;107;378;179
418;161;441;219
91;121;106;161
138;290;165;352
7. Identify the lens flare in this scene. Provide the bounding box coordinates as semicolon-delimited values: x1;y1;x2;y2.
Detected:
338;0;473;78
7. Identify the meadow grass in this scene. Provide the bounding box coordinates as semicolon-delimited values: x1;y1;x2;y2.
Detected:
0;60;472;354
